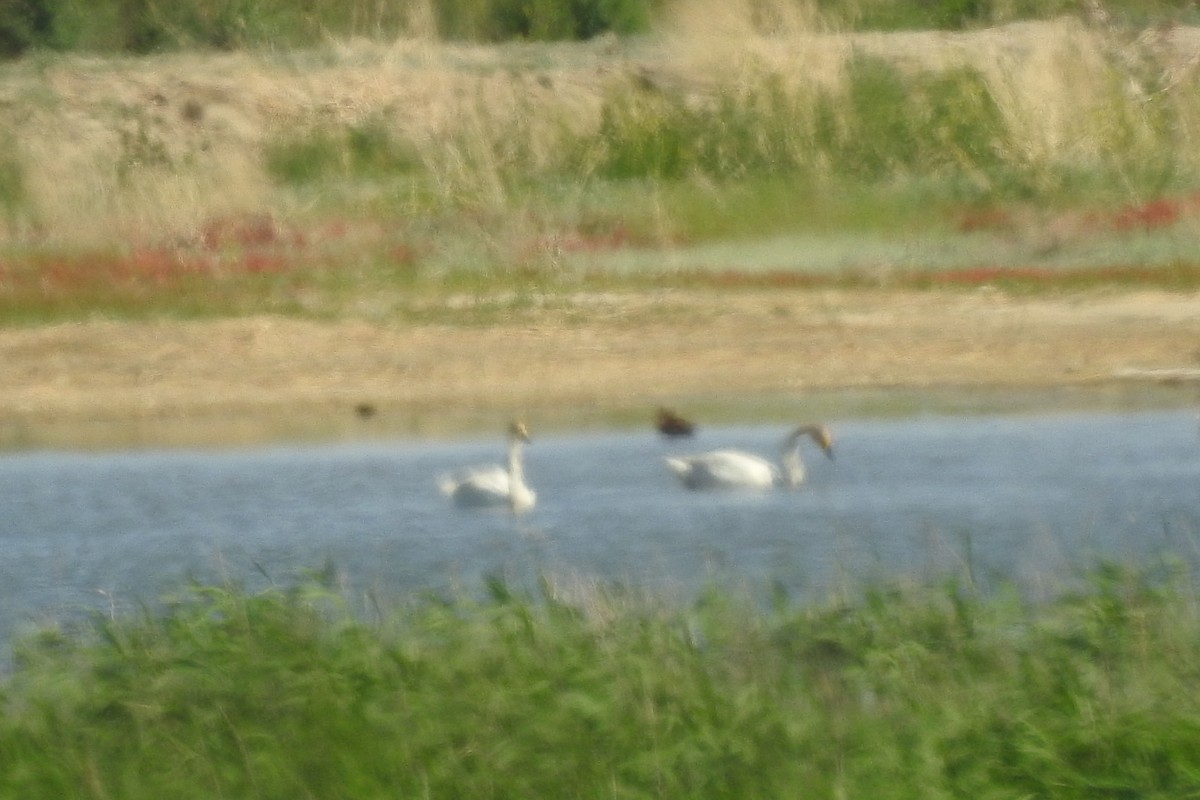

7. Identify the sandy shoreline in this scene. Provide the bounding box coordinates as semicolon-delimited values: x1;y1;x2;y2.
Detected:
2;288;1199;447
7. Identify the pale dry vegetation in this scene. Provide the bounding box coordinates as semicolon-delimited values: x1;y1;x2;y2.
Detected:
2;10;1198;255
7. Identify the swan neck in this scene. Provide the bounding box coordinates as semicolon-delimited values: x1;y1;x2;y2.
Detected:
779;441;805;486
507;438;526;482
506;438;536;512
791;425;820;443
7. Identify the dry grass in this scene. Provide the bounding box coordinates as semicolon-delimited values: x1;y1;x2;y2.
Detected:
3;16;1198;251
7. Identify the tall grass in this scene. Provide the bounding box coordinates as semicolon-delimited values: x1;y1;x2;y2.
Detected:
34;18;1200;221
571;56;1015;187
0;138;26;226
3;10;1200;320
3;562;1200;797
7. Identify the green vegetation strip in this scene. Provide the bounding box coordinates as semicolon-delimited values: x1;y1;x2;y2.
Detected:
1;0;1193;55
3;561;1200;798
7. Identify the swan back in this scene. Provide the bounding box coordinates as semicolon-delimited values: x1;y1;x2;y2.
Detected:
439;465;512;507
666;449;777;490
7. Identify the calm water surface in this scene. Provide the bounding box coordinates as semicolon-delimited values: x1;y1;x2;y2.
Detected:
1;408;1198;649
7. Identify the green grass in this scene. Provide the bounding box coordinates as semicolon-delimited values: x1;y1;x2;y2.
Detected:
3;560;1200;798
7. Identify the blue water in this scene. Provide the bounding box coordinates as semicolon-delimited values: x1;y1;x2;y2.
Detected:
1;409;1197;649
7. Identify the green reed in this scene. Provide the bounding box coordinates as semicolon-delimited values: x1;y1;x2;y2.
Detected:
2;561;1200;799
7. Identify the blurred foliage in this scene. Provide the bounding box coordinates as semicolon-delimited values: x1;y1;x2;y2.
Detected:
265;120;422;186
818;58;1009;181
576;59;1011;188
0;0;665;55
4;564;1200;797
1;0;1198;57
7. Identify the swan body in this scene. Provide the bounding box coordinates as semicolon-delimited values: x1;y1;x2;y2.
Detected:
438;421;536;513
666;424;834;490
666;449;777;489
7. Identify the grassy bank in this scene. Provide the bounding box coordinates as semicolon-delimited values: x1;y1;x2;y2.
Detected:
2;562;1200;798
3;9;1200;322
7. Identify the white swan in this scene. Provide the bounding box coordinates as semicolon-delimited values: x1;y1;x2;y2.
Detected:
665;424;834;490
437;421;536;513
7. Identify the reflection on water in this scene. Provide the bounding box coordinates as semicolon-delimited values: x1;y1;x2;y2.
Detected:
0;406;1197;653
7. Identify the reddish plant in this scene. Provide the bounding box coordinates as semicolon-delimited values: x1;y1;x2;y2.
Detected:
323;219;349;240
929;266;1057;285
241;253;287;274
389;243;419;266
200;213;283;251
957;207;1014;233
1112;198;1181;233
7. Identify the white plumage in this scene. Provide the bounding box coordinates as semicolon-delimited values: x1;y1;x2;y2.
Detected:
438;421;536;513
666;424;834;490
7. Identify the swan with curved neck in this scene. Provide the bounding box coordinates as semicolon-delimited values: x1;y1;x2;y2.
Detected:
438;421;536;513
665;424;834;490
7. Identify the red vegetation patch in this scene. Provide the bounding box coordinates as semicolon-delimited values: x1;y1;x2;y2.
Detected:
0;211;445;319
240;253;288;274
22;248;218;293
321;219;350;240
1112;198;1181;233
200;213;288;251
528;222;666;258
957;207;1015;233
555;224;636;253
388;243;419;267
702;270;834;289
957;194;1198;237
922;266;1057;285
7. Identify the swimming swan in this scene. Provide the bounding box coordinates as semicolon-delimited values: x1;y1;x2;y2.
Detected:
437;421;536;513
665;424;834;490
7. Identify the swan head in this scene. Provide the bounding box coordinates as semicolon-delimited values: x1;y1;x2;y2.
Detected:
812;424;835;460
787;423;835;460
508;420;532;443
